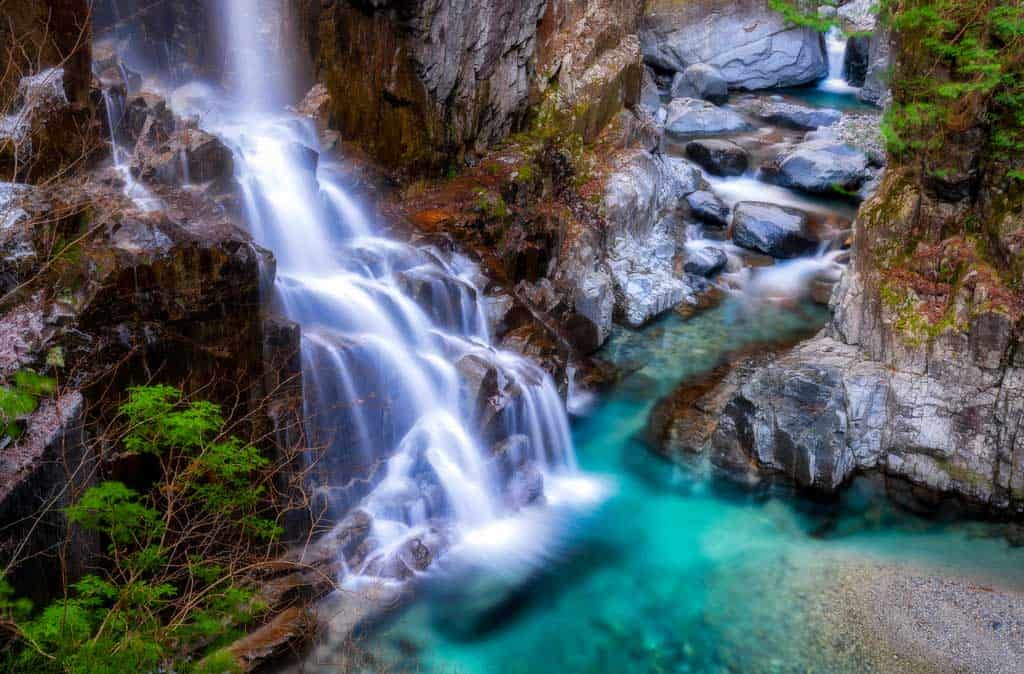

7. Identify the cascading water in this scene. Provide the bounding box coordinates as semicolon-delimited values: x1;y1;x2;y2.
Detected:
820;27;859;94
208;0;605;584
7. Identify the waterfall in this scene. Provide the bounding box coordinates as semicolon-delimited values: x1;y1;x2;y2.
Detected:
208;0;605;583
820;27;859;94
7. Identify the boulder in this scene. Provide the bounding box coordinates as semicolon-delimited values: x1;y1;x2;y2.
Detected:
683;244;728;277
770;139;870;195
685;139;749;176
734;98;841;130
669;64;728;104
686;190;731;229
732;201;817;258
664;98;752;139
641;0;828;90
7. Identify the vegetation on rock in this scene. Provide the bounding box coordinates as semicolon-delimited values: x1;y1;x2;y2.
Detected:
0;386;290;673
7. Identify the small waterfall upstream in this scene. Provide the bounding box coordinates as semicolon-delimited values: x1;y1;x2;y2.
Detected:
208;0;603;584
820;27;859;94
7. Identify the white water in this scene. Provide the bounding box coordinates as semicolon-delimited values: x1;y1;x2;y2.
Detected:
100;80;162;211
212;0;605;584
820;27;860;95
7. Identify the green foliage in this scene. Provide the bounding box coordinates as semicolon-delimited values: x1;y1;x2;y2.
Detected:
0;370;56;444
472;188;510;220
2;386;280;673
879;0;1024;181
769;0;837;32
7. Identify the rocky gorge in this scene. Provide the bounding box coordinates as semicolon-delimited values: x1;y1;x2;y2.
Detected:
1;1;1023;673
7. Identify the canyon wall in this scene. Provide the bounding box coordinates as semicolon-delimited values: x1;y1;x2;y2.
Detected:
296;0;643;173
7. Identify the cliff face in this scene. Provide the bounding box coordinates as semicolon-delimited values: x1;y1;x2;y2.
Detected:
700;4;1024;514
297;0;643;173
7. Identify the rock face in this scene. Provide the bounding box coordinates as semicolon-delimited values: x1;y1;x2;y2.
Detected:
642;0;828;90
732;202;816;259
298;0;642;173
0;178;303;598
859;25;895;106
664;98;752;139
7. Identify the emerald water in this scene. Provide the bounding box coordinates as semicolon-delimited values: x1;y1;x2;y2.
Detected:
363;300;1024;673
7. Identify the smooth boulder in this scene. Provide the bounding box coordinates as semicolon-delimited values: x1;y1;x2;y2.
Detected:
664;98;751;139
772;140;870;195
641;1;828;90
685;139;749;176
732;202;817;259
670;64;728;104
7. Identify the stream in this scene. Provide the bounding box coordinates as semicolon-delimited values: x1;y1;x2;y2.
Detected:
361;300;1024;673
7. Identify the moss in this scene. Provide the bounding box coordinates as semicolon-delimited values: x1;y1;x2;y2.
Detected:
472;188;510;220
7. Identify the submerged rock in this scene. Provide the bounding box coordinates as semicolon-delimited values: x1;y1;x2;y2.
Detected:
664;98;751;139
685;139;749;176
732;202;816;259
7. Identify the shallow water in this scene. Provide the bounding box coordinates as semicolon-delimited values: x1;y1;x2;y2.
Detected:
364;301;1024;673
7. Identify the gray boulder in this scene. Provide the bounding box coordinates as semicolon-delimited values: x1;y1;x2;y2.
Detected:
670;64;728;104
641;1;828;90
686;190;731;229
735;98;841;130
683;244;728;277
685;139;749;176
771;139;870;194
664;98;751;139
732;201;817;258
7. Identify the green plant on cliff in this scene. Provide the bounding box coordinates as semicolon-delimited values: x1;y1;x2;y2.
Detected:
769;0;838;32
1;386;285;673
879;0;1024;176
0;370;56;445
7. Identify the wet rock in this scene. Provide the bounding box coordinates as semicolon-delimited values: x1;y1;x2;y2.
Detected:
732;202;817;259
734;98;841;130
664;98;752;139
133;127;234;186
685;139;749;176
669;64;728;104
769;139;870;195
683;244;728;277
641;0;828;89
686;190;731;229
